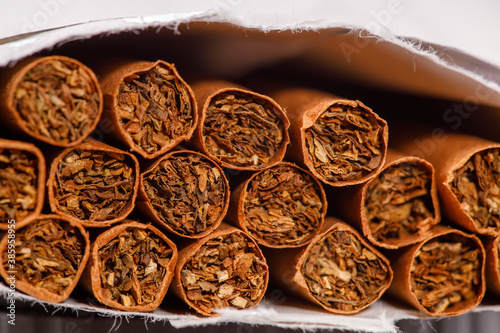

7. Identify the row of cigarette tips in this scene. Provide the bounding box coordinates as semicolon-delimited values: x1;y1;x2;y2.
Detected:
0;55;499;318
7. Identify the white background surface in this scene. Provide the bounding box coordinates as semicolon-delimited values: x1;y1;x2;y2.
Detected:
1;0;500;67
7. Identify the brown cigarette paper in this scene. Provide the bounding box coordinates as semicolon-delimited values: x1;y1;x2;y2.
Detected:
387;225;486;316
394;132;500;236
0;214;90;302
190;81;290;170
484;235;500;297
0;56;103;147
0;138;45;230
99;60;197;159
328;149;440;249
272;88;388;186
172;223;269;316
47;140;139;227
227;161;327;248
266;217;393;314
82;221;177;312
138;149;229;238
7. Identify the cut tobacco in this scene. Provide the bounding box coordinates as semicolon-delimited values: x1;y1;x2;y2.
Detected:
273;89;388;186
139;150;229;238
411;234;483;314
393;133;500;236
302;220;391;313
0;56;102;147
266;217;392;314
0;139;45;229
360;152;440;248
172;223;268;316
451;149;500;231
84;221;177;311
305;104;383;182
192;81;290;170
0;214;90;302
48;141;139;227
387;226;485;316
100;60;196;159
232;162;326;248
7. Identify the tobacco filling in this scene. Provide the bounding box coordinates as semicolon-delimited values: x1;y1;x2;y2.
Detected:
53;149;135;222
302;229;390;312
142;153;227;236
181;233;268;315
2;218;86;295
203;92;285;167
243;164;324;246
451;149;500;230
116;64;194;155
14;59;100;144
98;227;173;307
365;162;435;244
305;104;384;182
410;235;482;314
0;148;38;224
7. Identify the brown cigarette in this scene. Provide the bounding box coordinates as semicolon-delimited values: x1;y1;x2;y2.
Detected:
266;217;393;314
395;132;500;236
272;88;388;186
99;60;197;159
228;161;327;248
47;140;139;227
483;235;500;296
0;56;102;147
172;223;269;316
138;149;230;238
387;225;485;316
82;221;177;311
191;81;290;170
329;149;440;249
0;138;45;230
0;214;90;302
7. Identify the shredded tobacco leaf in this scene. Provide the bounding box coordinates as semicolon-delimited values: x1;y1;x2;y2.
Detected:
142;152;227;236
53;149;135;222
116;64;194;155
410;235;482;314
14;59;100;144
451;149;500;231
203;92;285;167
302;229;390;312
365;162;435;244
0;148;38;224
2;218;86;295
98;227;173;307
304;104;384;182
181;232;268;315
243;163;324;246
